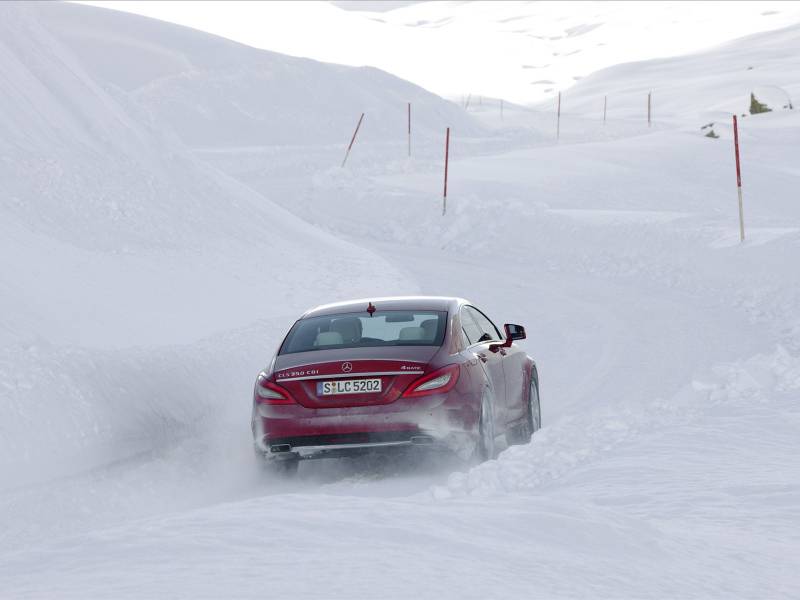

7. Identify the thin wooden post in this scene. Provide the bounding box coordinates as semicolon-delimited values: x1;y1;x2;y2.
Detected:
443;127;450;216
647;91;651;127
407;102;411;157
341;112;365;167
603;95;607;124
557;91;561;141
733;115;745;242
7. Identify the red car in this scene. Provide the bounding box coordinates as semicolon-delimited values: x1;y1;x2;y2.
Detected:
251;296;540;474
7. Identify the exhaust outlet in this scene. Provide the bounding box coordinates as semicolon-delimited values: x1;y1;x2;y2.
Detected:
270;444;292;453
410;435;434;445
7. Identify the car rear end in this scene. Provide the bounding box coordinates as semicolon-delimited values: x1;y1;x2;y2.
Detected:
252;303;477;464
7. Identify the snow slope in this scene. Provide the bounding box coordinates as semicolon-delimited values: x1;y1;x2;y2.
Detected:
2;2;800;599
552;23;800;123
79;0;800;104
0;1;414;487
43;1;480;147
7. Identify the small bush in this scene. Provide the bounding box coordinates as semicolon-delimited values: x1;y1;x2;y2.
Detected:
705;129;719;139
749;93;771;114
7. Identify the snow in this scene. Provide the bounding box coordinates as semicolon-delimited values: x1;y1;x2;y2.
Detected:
77;0;800;105
2;1;800;598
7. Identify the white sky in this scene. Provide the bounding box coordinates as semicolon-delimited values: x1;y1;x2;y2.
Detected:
75;1;800;105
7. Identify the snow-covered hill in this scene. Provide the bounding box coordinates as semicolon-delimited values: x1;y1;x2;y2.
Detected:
0;1;414;487
1;2;800;598
80;0;800;105
42;1;480;147
553;22;800;123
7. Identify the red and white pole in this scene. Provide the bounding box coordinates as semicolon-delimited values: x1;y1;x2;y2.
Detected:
407;102;411;157
443;127;450;216
341;112;365;168
556;91;561;141
733;115;745;242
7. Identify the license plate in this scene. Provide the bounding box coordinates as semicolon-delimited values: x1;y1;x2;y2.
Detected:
317;378;382;396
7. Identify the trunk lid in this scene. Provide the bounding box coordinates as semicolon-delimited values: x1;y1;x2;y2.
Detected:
272;346;436;408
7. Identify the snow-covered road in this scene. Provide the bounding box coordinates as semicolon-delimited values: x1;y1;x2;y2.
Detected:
2;237;797;597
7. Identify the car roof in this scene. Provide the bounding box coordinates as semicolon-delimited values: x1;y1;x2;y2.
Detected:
301;296;469;318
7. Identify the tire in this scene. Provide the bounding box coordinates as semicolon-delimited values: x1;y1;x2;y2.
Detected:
514;374;542;445
476;389;496;462
526;375;542;440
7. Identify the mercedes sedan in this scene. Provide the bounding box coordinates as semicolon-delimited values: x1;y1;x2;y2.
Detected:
251;296;540;474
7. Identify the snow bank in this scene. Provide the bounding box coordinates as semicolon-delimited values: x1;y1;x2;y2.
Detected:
0;1;418;488
437;345;800;498
40;2;482;148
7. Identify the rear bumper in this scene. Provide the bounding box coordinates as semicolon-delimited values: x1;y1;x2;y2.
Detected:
254;393;478;460
263;433;442;461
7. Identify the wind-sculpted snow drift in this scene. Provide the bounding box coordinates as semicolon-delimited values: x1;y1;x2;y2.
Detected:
0;1;415;488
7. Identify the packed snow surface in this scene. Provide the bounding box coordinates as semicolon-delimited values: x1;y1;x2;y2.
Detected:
1;2;800;598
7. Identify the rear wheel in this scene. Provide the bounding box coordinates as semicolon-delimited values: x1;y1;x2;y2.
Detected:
513;374;542;445
476;389;496;462
526;375;541;439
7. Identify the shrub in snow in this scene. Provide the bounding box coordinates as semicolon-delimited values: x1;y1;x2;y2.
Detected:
700;122;718;138
749;92;772;114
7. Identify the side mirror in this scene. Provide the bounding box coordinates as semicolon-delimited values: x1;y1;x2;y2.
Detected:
505;323;526;341
489;323;526;352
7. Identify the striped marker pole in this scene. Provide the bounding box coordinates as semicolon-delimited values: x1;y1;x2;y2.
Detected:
341;112;365;168
647;91;651;127
443;127;450;216
733;115;745;242
603;95;607;124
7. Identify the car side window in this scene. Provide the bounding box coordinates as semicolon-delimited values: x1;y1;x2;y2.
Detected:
464;306;503;343
460;308;481;345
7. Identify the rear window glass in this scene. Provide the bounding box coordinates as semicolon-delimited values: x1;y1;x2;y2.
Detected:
279;310;447;355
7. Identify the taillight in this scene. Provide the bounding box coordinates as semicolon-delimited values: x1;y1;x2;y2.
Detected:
402;364;460;398
255;378;296;405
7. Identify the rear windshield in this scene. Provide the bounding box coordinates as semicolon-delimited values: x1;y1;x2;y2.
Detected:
279;310;447;355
